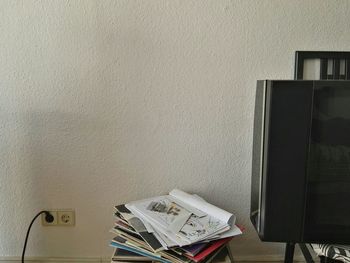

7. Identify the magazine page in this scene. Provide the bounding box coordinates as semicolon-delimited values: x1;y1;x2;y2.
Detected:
177;214;229;243
127;196;193;233
127;204;191;246
127;205;179;249
169;189;236;226
115;205;165;251
115;204;155;233
125;190;238;245
205;224;242;240
110;237;171;263
127;199;230;245
215;224;242;238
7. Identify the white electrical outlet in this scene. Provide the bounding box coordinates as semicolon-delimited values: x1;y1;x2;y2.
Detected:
57;210;75;226
41;209;75;226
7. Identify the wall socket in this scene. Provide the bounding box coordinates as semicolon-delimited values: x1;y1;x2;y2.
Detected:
42;209;75;226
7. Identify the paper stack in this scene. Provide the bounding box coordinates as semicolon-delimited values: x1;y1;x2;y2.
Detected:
110;189;242;263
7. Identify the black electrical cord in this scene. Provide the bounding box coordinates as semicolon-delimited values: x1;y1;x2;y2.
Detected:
22;211;54;263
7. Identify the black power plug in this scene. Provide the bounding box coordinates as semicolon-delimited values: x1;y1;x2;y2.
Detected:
44;211;54;223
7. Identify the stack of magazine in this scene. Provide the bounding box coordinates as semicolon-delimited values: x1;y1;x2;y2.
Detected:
110;189;242;263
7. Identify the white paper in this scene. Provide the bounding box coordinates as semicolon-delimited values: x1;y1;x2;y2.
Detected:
127;201;229;245
127;196;192;233
177;214;229;242
127;205;190;246
169;189;236;226
125;189;238;246
206;224;242;239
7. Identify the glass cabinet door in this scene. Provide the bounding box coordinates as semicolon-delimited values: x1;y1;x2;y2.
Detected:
305;81;350;242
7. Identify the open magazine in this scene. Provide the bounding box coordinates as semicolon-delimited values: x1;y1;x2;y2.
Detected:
125;189;238;246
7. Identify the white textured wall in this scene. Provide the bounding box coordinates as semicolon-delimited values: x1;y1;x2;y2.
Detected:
1;0;350;259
